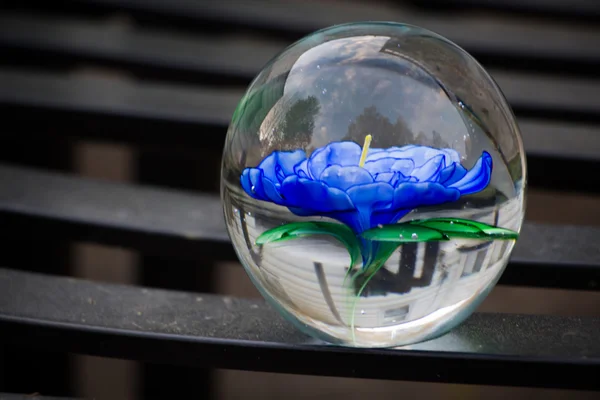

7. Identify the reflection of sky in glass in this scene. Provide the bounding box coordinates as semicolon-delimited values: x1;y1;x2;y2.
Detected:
279;36;469;156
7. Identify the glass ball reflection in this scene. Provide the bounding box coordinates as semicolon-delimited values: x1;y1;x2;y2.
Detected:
221;22;526;348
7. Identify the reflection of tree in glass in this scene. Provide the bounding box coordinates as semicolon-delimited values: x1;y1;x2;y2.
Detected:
415;130;447;148
344;106;413;148
279;96;320;148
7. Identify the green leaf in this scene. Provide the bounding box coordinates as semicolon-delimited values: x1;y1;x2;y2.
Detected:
408;219;483;239
411;218;519;240
255;221;362;267
361;218;519;243
361;224;448;243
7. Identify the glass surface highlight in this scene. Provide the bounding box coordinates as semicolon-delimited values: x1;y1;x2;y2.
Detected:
221;22;526;348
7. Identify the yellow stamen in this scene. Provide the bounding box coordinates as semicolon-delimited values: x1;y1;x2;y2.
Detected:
358;134;372;168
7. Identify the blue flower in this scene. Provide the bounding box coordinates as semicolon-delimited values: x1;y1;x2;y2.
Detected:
241;141;492;235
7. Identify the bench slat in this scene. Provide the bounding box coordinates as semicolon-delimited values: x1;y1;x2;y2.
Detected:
0;395;79;400
0;163;232;261
417;0;600;19
1;13;599;121
0;68;238;149
0;12;279;86
0;268;598;390
42;0;600;66
0;163;598;291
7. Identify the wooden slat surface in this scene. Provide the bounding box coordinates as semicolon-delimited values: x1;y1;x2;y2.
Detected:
1;12;599;119
0;267;598;390
0;12;280;85
37;0;600;67
0;68;237;149
518;120;600;162
0;395;79;400
0;163;231;260
415;0;600;20
0;163;598;291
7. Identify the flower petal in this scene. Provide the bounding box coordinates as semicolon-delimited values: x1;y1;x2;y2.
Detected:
363;157;415;175
448;151;493;194
240;168;256;199
262;179;285;205
363;157;396;175
240;168;269;200
278;150;307;175
367;148;386;155
346;182;394;211
308;141;362;178
257;149;306;182
374;172;395;183
392;182;460;210
255;153;279;182
294;159;311;179
320;165;373;191
374;172;413;187
442;149;461;164
365;149;407;162
439;163;467;186
404;146;461;167
390;159;415;176
365;145;459;167
410;154;445;182
346;182;395;232
280;176;354;212
249;169;268;199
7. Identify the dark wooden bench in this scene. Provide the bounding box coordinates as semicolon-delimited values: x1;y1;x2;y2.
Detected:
0;0;599;398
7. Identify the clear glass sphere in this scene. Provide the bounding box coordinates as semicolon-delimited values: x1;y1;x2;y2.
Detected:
221;22;526;348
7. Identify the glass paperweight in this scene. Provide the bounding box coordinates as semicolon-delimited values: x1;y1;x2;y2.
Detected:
221;22;526;348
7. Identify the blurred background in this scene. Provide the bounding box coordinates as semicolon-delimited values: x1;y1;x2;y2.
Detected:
0;0;599;399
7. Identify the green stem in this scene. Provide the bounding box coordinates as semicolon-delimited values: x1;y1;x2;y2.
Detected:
349;261;386;344
346;242;400;344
